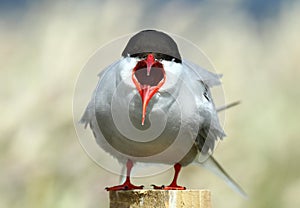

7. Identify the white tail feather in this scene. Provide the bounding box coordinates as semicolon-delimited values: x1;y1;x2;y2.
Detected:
194;156;248;198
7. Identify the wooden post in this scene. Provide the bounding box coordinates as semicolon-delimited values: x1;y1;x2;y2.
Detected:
109;189;211;208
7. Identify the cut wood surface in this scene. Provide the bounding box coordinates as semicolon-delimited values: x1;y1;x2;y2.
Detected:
109;189;211;208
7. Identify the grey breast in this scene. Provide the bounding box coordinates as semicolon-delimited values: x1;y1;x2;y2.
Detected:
93;64;184;161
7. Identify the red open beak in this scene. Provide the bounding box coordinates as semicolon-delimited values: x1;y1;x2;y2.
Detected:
132;54;166;125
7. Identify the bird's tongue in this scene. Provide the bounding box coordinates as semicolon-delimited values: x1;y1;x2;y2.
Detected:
140;85;154;125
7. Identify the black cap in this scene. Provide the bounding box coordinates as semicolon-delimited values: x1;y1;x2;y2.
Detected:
122;30;182;63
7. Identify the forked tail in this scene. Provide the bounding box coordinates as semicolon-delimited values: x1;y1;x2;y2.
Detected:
195;156;247;198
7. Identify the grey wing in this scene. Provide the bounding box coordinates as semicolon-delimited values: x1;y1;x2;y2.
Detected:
197;81;226;154
182;60;225;154
80;60;120;128
196;123;225;155
80;99;95;129
182;59;222;87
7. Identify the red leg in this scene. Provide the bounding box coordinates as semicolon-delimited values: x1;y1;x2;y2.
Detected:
105;160;144;191
152;163;186;190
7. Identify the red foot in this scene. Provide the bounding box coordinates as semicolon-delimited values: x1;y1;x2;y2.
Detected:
151;163;186;190
105;159;144;191
106;182;144;191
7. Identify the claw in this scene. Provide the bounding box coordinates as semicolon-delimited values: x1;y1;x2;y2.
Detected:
151;184;165;189
151;184;185;190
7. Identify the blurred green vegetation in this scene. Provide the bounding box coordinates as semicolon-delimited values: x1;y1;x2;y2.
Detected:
1;1;300;207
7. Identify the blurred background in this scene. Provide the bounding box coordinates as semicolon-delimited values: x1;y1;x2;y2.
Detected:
1;0;300;207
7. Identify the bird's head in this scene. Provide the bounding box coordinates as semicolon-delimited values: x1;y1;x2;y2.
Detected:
122;30;182;125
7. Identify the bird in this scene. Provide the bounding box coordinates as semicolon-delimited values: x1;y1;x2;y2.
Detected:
80;29;246;197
